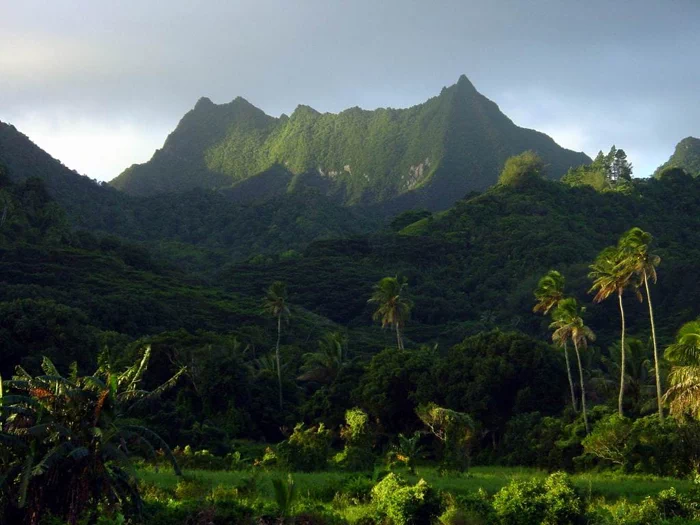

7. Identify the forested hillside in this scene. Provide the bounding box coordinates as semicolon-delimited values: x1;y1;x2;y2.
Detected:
655;136;700;178
0;122;380;268
3;134;700;524
110;76;590;210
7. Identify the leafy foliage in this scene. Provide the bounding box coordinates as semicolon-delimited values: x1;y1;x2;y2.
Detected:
276;423;331;472
371;473;442;525
0;349;183;524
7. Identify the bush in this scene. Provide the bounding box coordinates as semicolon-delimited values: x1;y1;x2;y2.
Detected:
334;408;376;470
583;415;700;476
341;475;375;503
174;476;210;501
277;423;332;472
416;403;475;473
582;414;632;468
498;151;545;187
492;472;584;525
371;473;442;525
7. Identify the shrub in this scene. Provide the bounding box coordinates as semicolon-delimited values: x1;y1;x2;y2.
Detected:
654;488;693;520
492;472;584;525
582;414;632;468
387;431;423;474
335;408;376;471
498;151;545;187
341;475;375;504
438;507;487;525
174;476;210;501
371;473;442;525
272;474;297;519
416;403;476;473
277;423;332;472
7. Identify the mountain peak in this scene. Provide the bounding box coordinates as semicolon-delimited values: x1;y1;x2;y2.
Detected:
194;96;214;109
110;79;590;208
455;74;477;92
655;136;700;178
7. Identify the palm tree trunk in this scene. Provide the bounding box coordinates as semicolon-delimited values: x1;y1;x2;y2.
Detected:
276;314;283;411
644;272;663;421
563;342;577;412
574;340;589;433
618;290;626;417
395;322;404;351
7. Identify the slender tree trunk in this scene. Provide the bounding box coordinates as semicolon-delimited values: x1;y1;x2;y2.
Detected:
644;272;663;421
276;314;283;411
563;342;577;412
618;290;626;417
574;340;589;433
395;322;403;351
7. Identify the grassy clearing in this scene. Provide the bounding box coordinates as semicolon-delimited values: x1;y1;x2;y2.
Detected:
139;465;694;504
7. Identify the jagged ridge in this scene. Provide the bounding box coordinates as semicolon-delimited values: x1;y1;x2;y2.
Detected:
110;75;591;210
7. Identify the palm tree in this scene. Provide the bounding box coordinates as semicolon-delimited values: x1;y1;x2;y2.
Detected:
663;321;700;418
550;298;596;433
368;276;413;351
264;281;290;410
298;331;348;383
533;270;577;412
589;246;632;416
533;270;566;315
617;227;663;420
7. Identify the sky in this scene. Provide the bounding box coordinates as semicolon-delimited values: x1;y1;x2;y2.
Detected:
1;0;698;182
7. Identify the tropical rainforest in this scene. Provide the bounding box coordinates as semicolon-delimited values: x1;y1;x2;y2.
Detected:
2;76;700;524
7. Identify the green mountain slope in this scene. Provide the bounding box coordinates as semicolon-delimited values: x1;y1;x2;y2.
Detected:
0;122;379;267
221;175;700;348
110;76;590;210
655;136;700;177
0;121;137;232
0;172;339;379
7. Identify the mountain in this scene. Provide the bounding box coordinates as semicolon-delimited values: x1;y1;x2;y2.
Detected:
655;136;700;178
110;75;591;210
0;121;134;231
0;122;378;267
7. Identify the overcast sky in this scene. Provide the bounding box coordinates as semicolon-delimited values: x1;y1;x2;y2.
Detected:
1;0;698;181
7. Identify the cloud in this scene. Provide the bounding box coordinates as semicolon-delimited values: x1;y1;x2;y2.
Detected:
1;0;698;181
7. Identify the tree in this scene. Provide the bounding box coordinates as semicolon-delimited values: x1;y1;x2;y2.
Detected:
416;403;476;472
368;276;413;351
589;246;632;416
0;349;183;524
298;331;348;383
618;227;663;420
550;298;596;433
533;270;577;412
264;281;290;410
663;321;700;418
498;151;545;187
610;148;633;183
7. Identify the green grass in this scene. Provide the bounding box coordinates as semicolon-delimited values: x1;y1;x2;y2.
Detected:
139;465;694;504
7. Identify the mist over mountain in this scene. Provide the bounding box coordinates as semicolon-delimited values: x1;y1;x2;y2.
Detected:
110;76;590;211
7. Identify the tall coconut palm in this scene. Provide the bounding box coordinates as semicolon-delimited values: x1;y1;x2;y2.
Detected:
533;270;577;412
617;227;663;420
264;281;290;410
589;246;632;416
368;276;413;351
663;321;700;418
550;298;596;433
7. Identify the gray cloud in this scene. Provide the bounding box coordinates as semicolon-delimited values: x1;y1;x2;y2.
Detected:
1;0;698;180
